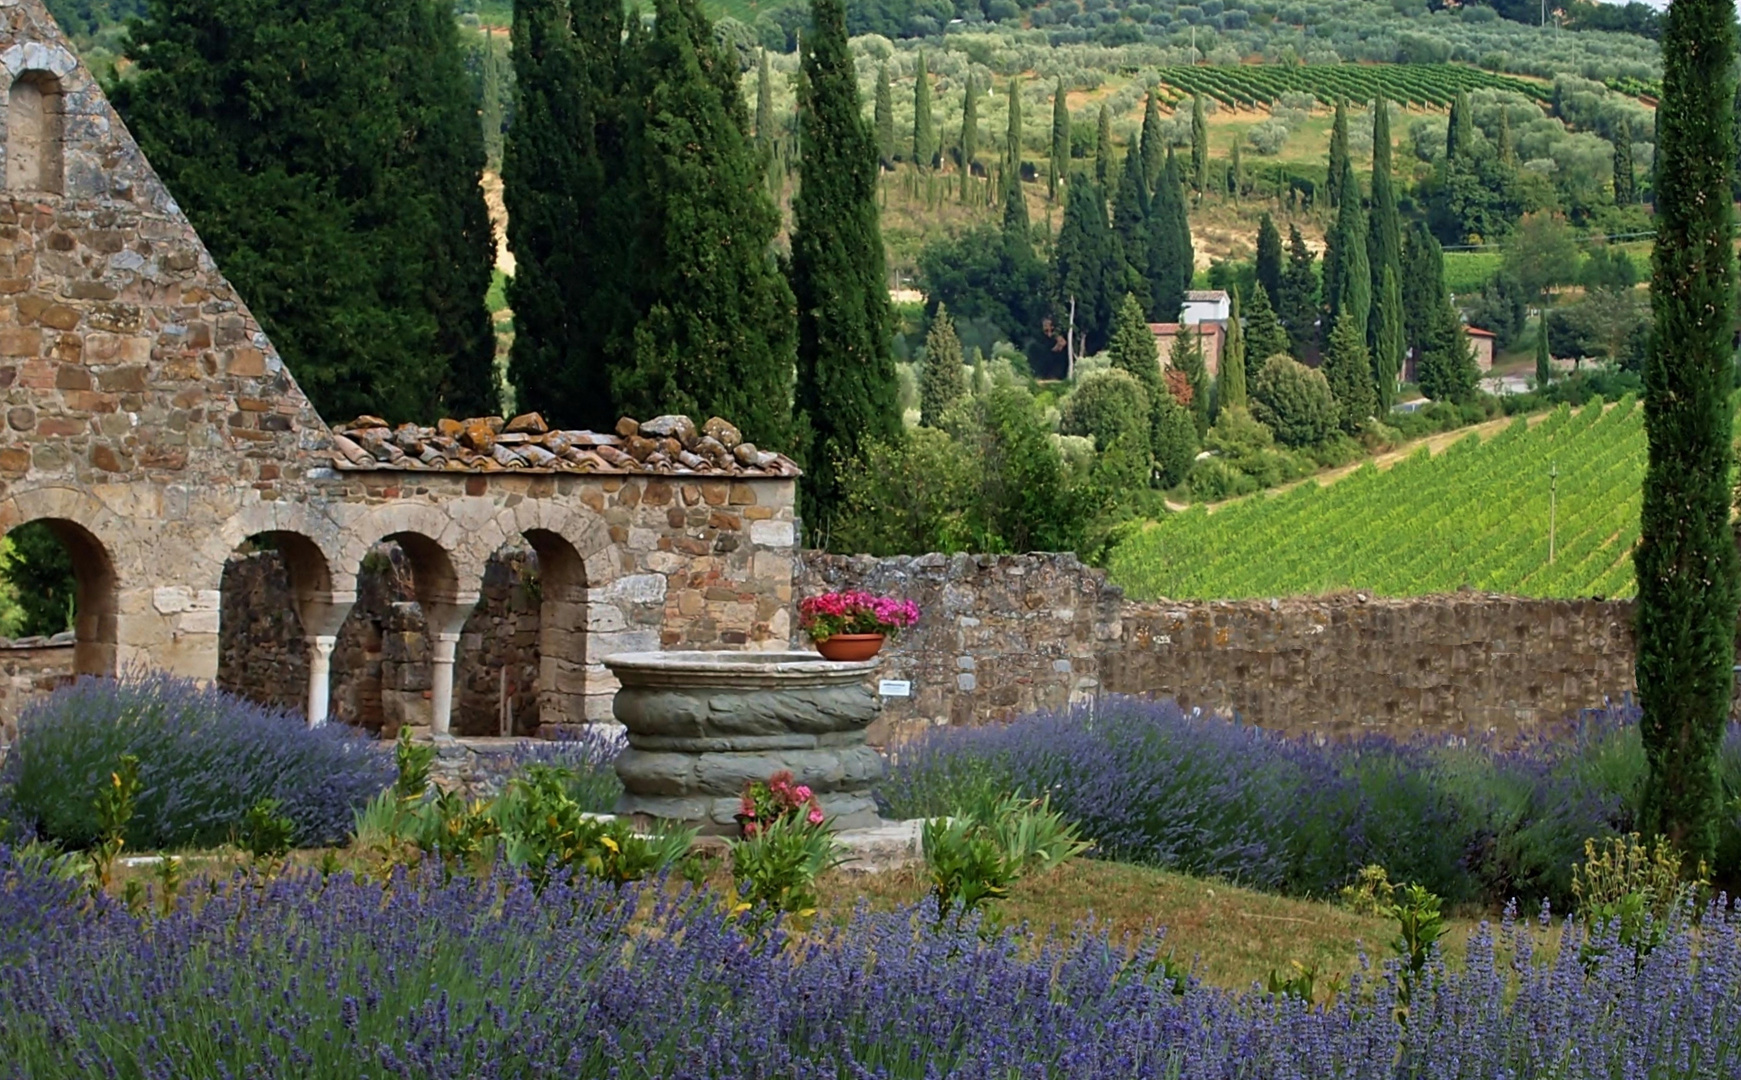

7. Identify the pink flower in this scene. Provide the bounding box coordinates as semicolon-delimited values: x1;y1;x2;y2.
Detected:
792;784;813;802
807;806;825;826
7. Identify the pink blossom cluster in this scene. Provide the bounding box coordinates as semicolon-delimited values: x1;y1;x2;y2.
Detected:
737;770;826;837
798;590;921;642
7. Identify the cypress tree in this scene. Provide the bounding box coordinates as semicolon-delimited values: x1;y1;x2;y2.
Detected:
1221;291;1248;412
1534;318;1552;386
1190;93;1209;195
1279;225;1319;358
1053;178;1118;355
1049;79;1069;199
757;49;776;148
1446;91;1472;161
1152;390;1199;487
1417;313;1478;404
1244;281;1291;364
1613;119;1636;205
1108;292;1164;398
1497;106;1515;167
1402;222;1445;368
1144;149;1189;322
481;30;507;169
920;305;968;427
913;49;934;168
118;0;498;424
1096;103;1114;187
612;0;796;447
1373;264;1404;412
959;73;979;201
792;0;899;520
1368;97;1403;366
1140;90;1166;188
1324;159;1370;349
1228;138;1242;201
1326;98;1349;208
1635;0;1740;866
1322;308;1376;433
1004;77;1022;179
1172;324;1211;436
496;0;623;430
1112;141;1149;292
874;62;894;166
1255;212;1283;305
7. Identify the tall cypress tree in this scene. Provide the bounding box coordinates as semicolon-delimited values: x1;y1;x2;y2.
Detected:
757;48;775;147
1049;79;1069;199
1228;138;1242;201
1367;96;1403;362
959;73;978;201
1255;212;1283;304
1053;177;1117;355
1279;224;1319;357
1373;264;1403;412
1326;98;1349;208
1004;77;1022;179
1402;221;1445;368
1220;290;1248;411
1613;119;1636;205
1140;90;1166;188
1145;149;1191;322
1244;281;1291;364
611;0;796;448
1446;91;1473;162
1534;317;1552;386
1321;308;1376;433
1096;103;1113;187
1636;0;1740;866
1417;311;1478;404
117;0;498;424
1112;141;1149;292
1324;158;1370;348
874;62;894;167
920;305;967;427
1497;106;1515;166
913;49;934;168
792;0;899;521
1190;93;1209;194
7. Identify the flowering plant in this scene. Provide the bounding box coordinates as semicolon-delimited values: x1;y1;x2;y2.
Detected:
736;770;824;838
798;591;920;642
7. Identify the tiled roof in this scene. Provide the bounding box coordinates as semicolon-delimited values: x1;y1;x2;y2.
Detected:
329;413;801;477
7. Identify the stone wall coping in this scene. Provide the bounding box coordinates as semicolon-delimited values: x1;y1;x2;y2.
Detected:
604;650;880;687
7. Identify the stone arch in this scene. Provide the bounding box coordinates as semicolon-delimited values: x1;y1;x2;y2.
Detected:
0;516;115;677
5;68;62;194
215;529;347;724
495;502;615;728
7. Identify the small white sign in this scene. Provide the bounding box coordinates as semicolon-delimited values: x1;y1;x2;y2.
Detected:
878;679;912;698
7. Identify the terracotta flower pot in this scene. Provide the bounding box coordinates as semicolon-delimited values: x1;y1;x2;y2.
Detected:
814;633;885;662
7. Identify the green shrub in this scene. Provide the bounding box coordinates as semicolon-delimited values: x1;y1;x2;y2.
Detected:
923;792;1090;923
729;814;845;931
1250;356;1337;448
1572;834;1706;959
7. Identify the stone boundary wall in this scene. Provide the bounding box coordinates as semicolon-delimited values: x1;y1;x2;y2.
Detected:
797;553;1659;746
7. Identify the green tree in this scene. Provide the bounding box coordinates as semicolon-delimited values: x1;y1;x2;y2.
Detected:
757;48;775;148
792;0;899;521
1189;93;1208;194
1049;79;1069;199
1416;308;1479;404
1446;91;1473;161
1502;211;1580;303
913;49;935;168
920;305;968;427
1172;324;1211;436
1373;264;1404;412
1111;141;1149;292
874;62;894;166
0;524;74;637
1003;76;1022;179
1146;150;1193;322
977;385;1084;552
1613;119;1636;205
1053;178;1118;356
1255;212;1283;304
611;0;796;448
1323;158;1370;352
1321;308;1375;433
1096;103;1114;187
1220;291;1248;412
1402;222;1446;367
1326;98;1349;208
1228;138;1242;201
1151;391;1199;488
1108;292;1163;397
1367;97;1403;349
496;0;622;430
1251;355;1336;448
1279;225;1320;358
1140;90;1165;188
1535;318;1552;386
1636;0;1740;866
832;427;981;555
1061;368;1152;479
1497;105;1515;166
117;0;498;424
1244;281;1291;365
959;73;978;202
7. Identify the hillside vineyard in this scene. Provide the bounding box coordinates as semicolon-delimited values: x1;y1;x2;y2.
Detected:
1107;396;1718;602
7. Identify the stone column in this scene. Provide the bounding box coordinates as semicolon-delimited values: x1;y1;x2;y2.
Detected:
306;635;338;726
430;631;461;737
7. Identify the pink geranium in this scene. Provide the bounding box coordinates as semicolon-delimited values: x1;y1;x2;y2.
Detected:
735;770;828;838
799;591;921;642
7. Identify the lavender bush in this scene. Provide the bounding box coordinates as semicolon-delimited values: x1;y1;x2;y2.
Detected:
0;849;1736;1078
470;725;626;812
0;674;393;851
880;697;1741;906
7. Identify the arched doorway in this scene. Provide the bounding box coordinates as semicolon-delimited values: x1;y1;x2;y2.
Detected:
0;517;116;677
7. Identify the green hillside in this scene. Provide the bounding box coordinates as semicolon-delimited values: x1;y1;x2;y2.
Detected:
1105;396;1713;602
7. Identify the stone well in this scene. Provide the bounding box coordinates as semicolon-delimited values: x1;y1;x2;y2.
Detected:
606;651;885;833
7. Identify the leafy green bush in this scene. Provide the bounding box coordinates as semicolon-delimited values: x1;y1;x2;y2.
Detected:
923;792;1090;922
1572;834;1705;959
1251;356;1337;448
729;813;845;931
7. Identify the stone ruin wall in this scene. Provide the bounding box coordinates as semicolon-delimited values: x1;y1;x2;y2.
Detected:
798;553;1661;747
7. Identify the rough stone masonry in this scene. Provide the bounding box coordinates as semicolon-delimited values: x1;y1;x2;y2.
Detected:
0;0;804;740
